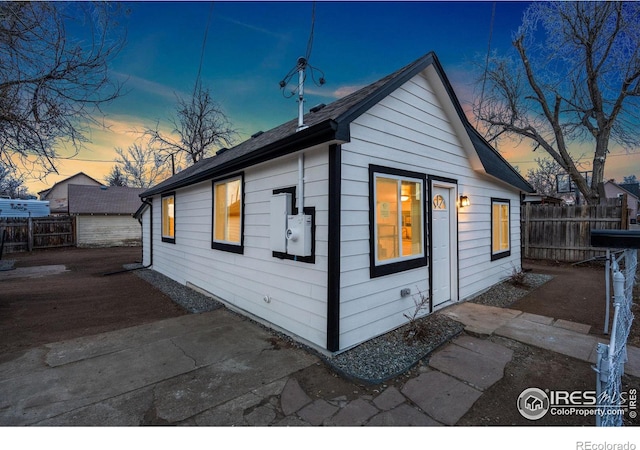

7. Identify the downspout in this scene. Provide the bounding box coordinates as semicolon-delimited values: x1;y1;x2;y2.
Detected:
141;198;153;267
106;198;152;276
138;198;153;268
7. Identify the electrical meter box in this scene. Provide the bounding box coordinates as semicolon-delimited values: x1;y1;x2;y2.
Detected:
270;193;291;252
286;214;312;257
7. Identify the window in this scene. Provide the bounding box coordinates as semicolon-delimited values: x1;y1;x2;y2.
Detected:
369;165;426;278
491;198;510;260
432;194;446;210
161;193;175;243
212;175;243;253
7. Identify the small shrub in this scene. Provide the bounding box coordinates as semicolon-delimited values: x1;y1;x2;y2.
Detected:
403;288;430;345
508;266;529;288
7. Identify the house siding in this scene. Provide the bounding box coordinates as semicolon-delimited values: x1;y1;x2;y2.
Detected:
139;60;528;354
338;71;522;350
76;215;142;247
149;145;330;349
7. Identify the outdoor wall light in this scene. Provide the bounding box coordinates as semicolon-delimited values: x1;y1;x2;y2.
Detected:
459;195;470;208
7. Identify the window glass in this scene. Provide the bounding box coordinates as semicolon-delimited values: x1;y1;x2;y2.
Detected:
492;200;510;256
162;195;175;240
375;174;423;264
214;178;242;244
432;194;446;210
402;180;422;258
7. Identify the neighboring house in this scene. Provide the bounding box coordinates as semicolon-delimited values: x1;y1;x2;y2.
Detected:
38;172;103;215
620;182;640;224
69;185;145;247
603;180;639;225
138;52;534;354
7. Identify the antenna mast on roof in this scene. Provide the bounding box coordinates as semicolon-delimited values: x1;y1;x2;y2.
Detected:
279;2;325;132
296;57;308;131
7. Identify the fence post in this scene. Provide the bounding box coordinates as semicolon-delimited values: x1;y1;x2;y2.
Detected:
0;228;5;260
595;342;608;427
72;215;77;247
620;193;628;230
524;202;530;259
27;217;33;252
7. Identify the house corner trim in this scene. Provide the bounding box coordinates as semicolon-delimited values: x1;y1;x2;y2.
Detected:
327;144;341;352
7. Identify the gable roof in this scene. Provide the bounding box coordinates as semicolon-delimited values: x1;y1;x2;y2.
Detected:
142;51;533;197
68;185;145;215
38;172;104;197
605;180;640;201
619;183;640;199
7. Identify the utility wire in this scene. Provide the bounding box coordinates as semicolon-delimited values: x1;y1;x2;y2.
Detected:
194;1;215;96
305;2;316;62
279;2;324;97
476;1;496;129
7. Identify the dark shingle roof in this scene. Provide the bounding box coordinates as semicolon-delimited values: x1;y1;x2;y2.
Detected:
619;183;640;199
142;51;533;197
68;185;146;215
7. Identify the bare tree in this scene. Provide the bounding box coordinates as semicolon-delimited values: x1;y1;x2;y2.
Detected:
525;157;565;197
0;2;127;178
144;82;237;167
0;165;25;198
474;2;640;204
114;143;171;189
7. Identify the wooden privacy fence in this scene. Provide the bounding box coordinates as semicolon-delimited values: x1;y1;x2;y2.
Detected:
0;216;75;255
521;201;624;262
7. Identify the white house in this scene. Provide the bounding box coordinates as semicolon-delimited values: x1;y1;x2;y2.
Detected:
138;52;534;354
69;185;145;247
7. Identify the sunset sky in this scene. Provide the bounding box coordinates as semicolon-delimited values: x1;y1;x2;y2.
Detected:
24;1;640;194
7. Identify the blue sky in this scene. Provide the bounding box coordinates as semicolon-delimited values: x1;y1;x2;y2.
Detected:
28;1;639;192
111;1;526;130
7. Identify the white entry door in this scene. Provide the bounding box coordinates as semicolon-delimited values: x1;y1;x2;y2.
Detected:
431;183;457;308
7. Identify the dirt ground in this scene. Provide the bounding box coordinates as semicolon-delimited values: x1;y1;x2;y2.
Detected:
1;247;638;426
0;247;187;357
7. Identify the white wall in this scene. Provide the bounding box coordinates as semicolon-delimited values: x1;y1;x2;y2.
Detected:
338;69;523;350
150;145;330;349
76;215;141;247
143;69;524;353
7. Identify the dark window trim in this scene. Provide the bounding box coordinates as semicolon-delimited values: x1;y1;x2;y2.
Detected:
211;173;245;254
161;192;175;244
369;165;427;278
271;186;316;264
491;197;511;261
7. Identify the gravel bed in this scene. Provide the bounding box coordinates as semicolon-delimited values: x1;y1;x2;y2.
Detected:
470;273;554;308
127;265;222;313
328;314;464;384
129;266;553;385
